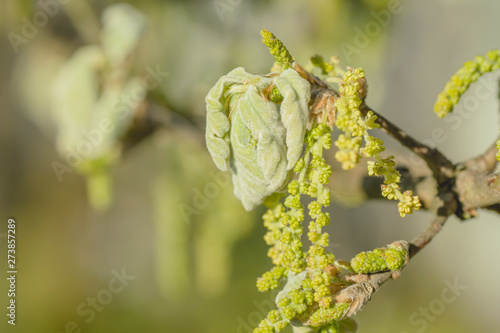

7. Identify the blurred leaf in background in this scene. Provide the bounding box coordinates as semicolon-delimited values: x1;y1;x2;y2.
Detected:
152;131;253;299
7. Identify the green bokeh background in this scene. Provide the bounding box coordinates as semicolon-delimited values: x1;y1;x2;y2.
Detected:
1;0;500;332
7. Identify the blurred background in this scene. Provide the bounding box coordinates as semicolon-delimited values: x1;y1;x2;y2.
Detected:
1;0;500;332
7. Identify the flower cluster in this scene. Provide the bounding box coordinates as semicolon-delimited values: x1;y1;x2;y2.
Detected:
434;50;500;118
350;241;409;274
261;203;286;267
334;68;421;217
255;124;351;332
432;49;500;162
308;303;350;327
309;54;338;76
261;29;294;71
367;156;421;217
333;68;366;170
301;125;336;310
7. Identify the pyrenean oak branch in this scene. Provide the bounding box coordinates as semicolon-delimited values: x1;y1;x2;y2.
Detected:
305;68;500;319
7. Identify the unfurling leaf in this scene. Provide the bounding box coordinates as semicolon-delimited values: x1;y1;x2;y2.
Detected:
205;67;310;210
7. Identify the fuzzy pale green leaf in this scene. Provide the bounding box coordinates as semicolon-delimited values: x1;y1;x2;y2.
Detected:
274;69;311;169
230;83;288;210
205;67;268;171
205;68;310;211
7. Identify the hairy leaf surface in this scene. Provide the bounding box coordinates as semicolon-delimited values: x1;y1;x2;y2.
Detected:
205;68;310;210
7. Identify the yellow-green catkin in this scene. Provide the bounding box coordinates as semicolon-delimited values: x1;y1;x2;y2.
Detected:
433;50;500;162
255;123;341;333
334;68;421;217
303;125;335;309
308;303;350;327
333;68;366;170
350;242;409;274
261;29;294;71
434;50;500;118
